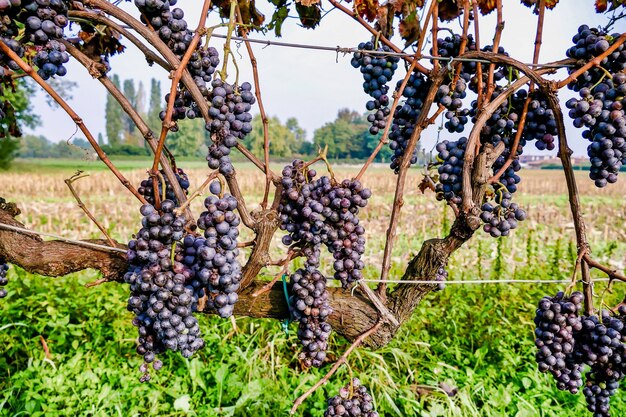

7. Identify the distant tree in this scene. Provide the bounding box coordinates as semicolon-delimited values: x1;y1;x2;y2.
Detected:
148;78;162;131
312;109;405;161
105;74;124;146
244;115;303;158
0;79;41;168
168;118;208;157
122;79;141;145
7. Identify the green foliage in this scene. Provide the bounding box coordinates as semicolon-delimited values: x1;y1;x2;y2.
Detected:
0;137;19;169
0;79;41;168
167;118;210;157
243;114;305;158
105;75;124;146
312;109;397;161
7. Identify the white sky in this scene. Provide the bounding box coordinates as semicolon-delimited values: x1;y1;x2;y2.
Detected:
27;0;623;156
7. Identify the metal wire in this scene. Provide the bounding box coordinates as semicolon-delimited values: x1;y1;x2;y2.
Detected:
212;33;574;68
0;222;126;254
360;278;612;285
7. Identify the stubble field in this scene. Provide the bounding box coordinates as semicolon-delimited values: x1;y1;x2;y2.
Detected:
1;159;626;416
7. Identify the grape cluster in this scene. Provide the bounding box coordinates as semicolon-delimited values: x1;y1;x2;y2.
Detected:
32;40;69;80
125;201;204;382
325;378;379;417
434;137;466;205
351;41;399;135
437;80;471;133
194;181;241;318
565;73;626;188
290;247;332;367
534;291;584;394
576;309;626;417
523;93;557;151
138;168;190;206
565;25;626;92
480;190;527;238
19;0;69;46
389;71;430;173
205;79;255;175
0;256;8;299
535;292;626;416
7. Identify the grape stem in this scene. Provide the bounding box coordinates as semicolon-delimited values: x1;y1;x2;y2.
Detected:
377;68;446;297
289;320;383;415
484;0;504;103
236;9;272;210
152;0;213;204
64;171;117;248
219;0;238;81
173;171;220;217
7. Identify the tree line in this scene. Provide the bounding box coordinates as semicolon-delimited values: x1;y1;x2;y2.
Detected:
1;77;428;166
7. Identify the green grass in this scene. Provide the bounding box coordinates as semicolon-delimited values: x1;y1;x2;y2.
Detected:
2;250;625;417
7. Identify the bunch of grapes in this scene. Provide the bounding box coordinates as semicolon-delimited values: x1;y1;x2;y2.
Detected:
205;79;255;176
19;0;69;46
434;137;467;205
32;40;69;80
138;167;190;206
565;25;626;92
0;256;8;299
351;41;399;134
125;200;204;382
437;80;471;134
290;246;332;367
575;309;626;417
534;291;584;394
388;71;430;173
325;378;379;417
565;73;626;188
535;291;626;416
277;160;372;364
195;181;241;318
523;92;557;151
480;189;527;238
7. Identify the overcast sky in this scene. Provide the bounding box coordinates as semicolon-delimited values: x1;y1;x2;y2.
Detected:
27;0;621;156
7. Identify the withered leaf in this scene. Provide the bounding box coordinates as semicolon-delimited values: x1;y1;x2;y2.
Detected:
439;0;463;21
355;0;380;22
595;0;608;12
295;2;322;29
476;0;497;15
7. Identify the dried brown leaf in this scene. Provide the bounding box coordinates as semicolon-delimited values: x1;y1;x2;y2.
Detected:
296;0;320;7
476;0;497;14
595;0;608;12
439;0;463;21
355;0;380;21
